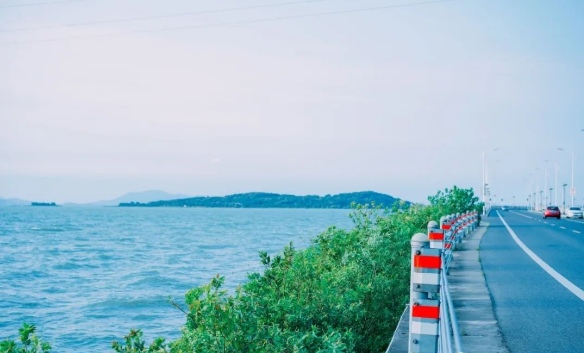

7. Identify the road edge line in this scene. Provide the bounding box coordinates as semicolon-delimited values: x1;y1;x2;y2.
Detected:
496;211;584;302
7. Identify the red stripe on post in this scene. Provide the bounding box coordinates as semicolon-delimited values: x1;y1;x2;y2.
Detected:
412;305;440;319
414;255;441;269
441;224;451;230
429;232;444;241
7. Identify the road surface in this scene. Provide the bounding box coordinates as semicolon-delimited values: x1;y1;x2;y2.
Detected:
480;210;584;353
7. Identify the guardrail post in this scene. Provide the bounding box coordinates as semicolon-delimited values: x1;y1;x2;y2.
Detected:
428;221;443;250
409;232;441;353
461;212;466;236
454;213;463;249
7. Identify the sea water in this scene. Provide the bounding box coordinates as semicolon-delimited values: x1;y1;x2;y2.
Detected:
0;206;354;352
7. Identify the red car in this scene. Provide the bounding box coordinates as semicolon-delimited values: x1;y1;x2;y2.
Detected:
543;206;561;219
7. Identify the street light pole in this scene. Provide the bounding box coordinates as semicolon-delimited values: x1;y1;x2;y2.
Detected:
482;151;485;215
549;188;553;206
571;150;575;207
544;169;548;206
536;173;540;211
533;192;536;211
562;183;568;214
555;162;558;205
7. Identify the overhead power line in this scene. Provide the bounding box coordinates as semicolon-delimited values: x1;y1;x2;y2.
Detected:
0;0;326;33
1;0;457;46
0;0;90;9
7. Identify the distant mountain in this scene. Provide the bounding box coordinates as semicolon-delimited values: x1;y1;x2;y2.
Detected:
119;191;407;209
0;197;31;206
92;190;191;206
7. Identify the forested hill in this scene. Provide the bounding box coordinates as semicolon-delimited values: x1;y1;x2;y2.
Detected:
118;191;407;209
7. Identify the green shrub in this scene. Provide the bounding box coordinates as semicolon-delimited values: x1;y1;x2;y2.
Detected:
2;186;482;353
153;187;482;352
111;329;168;353
0;323;51;353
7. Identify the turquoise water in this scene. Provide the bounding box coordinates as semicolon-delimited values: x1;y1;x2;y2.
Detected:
0;206;354;352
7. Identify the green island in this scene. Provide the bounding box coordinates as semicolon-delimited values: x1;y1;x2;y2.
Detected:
31;202;57;207
118;191;404;209
2;186;482;353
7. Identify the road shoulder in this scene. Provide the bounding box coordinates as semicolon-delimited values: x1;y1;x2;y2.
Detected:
448;222;509;352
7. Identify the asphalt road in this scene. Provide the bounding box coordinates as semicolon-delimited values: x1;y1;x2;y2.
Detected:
480;210;584;353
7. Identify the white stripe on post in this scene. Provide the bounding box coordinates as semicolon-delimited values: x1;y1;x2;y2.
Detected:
410;321;439;335
430;240;443;249
413;272;440;286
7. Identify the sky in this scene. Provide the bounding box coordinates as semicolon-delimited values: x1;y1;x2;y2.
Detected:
1;0;583;204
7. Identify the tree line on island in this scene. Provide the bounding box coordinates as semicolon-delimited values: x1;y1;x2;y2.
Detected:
118;191;407;209
31;202;57;207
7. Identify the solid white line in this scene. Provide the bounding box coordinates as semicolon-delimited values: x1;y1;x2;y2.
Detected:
497;211;584;302
511;211;533;220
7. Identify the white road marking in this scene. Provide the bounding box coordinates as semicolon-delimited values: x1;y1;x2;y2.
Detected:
551;223;556;226
511;211;533;220
544;222;548;224
574;230;581;234
497;211;584;302
560;226;566;229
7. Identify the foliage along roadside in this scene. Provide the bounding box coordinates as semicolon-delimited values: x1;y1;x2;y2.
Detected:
1;186;483;353
0;323;51;353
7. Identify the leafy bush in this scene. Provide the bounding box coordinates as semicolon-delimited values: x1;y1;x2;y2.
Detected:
428;186;484;223
111;330;168;353
135;187;481;353
0;323;51;353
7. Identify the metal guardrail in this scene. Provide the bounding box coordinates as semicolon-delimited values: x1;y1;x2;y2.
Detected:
408;211;478;353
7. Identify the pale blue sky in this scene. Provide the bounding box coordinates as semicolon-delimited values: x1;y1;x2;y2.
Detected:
1;0;583;204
